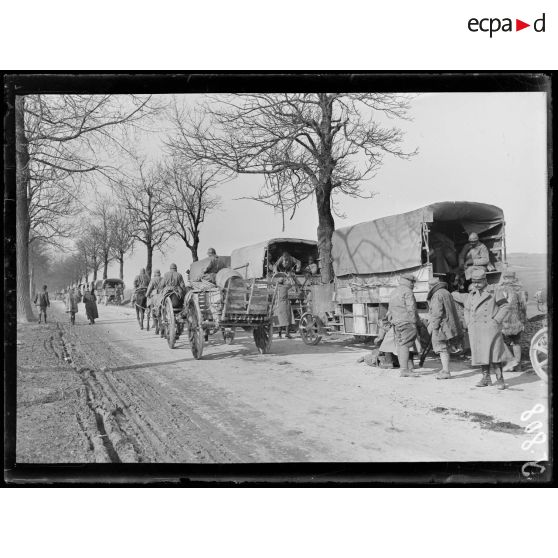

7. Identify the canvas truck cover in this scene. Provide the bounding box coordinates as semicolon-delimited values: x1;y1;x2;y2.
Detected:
189;256;231;282
332;201;504;276
231;238;317;279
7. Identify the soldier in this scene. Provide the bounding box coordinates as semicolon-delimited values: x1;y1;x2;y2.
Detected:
458;232;490;281
159;263;188;298
387;273;421;377
428;231;457;274
465;268;510;389
146;269;162;332
133;267;150;304
497;270;527;372
273;251;302;274
34;284;50;324
65;287;79;325
201;248;227;283
426;277;463;379
304;256;320;276
274;277;293;338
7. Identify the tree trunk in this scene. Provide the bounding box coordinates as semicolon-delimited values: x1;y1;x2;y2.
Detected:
29;259;35;303
93;266;98;282
191;233;200;262
146;245;153;277
119;255;124;280
316;186;335;283
16;96;35;322
103;253;109;279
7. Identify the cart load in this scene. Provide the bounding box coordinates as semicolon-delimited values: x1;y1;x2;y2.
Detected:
189;255;231;282
184;269;278;359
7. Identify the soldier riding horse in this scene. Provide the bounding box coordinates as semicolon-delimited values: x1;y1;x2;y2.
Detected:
133;268;151;330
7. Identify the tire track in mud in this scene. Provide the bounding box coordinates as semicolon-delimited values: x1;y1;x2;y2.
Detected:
53;314;243;462
54;320;139;463
56;308;317;462
106;332;320;462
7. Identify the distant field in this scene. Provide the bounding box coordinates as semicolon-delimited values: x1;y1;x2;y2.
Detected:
506;253;547;297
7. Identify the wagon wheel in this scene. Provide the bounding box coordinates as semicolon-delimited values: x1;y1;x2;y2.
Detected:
253;323;272;354
159;302;166;338
186;296;204;360
529;326;548;383
221;327;235;345
165;297;177;349
299;312;323;345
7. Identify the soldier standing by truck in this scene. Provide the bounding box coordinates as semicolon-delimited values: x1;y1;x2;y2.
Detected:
387;273;422;377
497;270;527;372
465;269;510;389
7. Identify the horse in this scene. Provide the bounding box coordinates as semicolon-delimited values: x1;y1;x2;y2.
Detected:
135;287;148;330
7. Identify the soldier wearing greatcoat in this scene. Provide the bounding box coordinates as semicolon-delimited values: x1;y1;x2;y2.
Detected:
465;268;510;389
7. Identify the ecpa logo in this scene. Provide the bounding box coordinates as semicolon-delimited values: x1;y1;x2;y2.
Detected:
468;13;546;37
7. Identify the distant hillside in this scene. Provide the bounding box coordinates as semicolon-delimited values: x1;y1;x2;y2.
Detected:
506;252;547;299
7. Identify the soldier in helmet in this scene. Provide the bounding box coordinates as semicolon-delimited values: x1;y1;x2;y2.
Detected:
387;273;422;377
146;269;162;332
465;268;510;389
201;247;227;283
159;263;188;298
497;270;527;372
458;232;491;281
133;267;150;304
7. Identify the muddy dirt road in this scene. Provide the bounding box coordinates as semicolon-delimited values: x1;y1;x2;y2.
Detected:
17;301;549;464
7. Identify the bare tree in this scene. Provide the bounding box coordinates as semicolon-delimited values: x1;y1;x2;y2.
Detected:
109;205;135;281
76;222;103;283
93;195;116;280
115;157;172;276
15;94;158;322
28;239;51;301
168;93;415;282
160;156;221;262
28;162;80;247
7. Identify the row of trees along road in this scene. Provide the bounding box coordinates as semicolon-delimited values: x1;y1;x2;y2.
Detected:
167;93;415;283
16;94;158;322
16;92;412;321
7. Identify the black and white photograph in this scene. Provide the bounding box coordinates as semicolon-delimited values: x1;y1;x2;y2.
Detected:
4;74;552;483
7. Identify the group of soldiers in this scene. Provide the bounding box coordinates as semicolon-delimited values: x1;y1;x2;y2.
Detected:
382;266;527;390
128;235;528;390
132;248;320;337
270;251;320;276
132;247;226;328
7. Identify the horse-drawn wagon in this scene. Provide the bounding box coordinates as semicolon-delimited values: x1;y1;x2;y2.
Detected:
230;237;320;337
95;278;125;305
158;263;278;359
299;201;508;343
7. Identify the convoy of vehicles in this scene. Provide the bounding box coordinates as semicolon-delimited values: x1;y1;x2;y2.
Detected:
144;200;548;383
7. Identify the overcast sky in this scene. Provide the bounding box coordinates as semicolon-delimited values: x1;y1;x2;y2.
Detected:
97;92;547;287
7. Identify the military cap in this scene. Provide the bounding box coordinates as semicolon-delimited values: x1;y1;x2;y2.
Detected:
401;273;416;282
153;269;161;276
170;263;177;270
471;268;486;280
207;247;217;255
468;232;479;242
